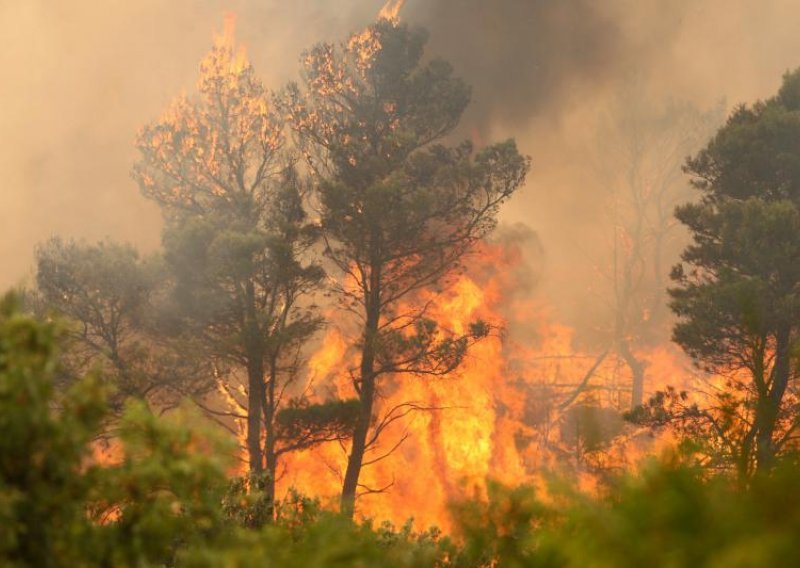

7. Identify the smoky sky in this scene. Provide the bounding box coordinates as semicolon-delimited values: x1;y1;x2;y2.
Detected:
2;0;800;339
408;0;638;130
399;0;800;335
403;0;800;135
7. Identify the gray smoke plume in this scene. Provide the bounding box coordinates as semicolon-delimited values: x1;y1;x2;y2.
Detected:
409;0;643;130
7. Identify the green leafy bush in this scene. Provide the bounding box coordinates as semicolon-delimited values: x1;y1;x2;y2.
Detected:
4;292;800;567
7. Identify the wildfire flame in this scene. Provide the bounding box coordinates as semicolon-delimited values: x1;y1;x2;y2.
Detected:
169;8;708;531
278;240;700;529
347;0;407;65
378;0;407;22
215;13;248;75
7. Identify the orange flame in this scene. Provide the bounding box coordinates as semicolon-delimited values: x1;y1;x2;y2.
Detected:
275;240;700;529
213;12;248;75
346;0;406;68
378;0;406;22
191;9;704;531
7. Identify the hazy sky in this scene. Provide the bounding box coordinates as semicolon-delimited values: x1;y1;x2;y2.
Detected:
2;0;799;331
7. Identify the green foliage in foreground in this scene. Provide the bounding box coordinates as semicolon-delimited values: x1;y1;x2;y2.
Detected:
3;293;800;567
0;293;231;567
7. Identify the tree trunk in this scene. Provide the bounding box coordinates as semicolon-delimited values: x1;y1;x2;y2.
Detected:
245;280;265;475
246;358;265;475
619;339;646;409
755;324;791;473
263;355;279;521
613;287;646;409
340;344;377;516
341;283;380;518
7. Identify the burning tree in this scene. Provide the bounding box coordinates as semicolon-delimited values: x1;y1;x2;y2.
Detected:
284;20;530;515
632;69;800;477
132;20;354;511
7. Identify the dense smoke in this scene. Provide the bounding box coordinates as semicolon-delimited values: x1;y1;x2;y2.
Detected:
2;0;800;340
411;0;800;132
407;0;799;341
411;0;653;130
